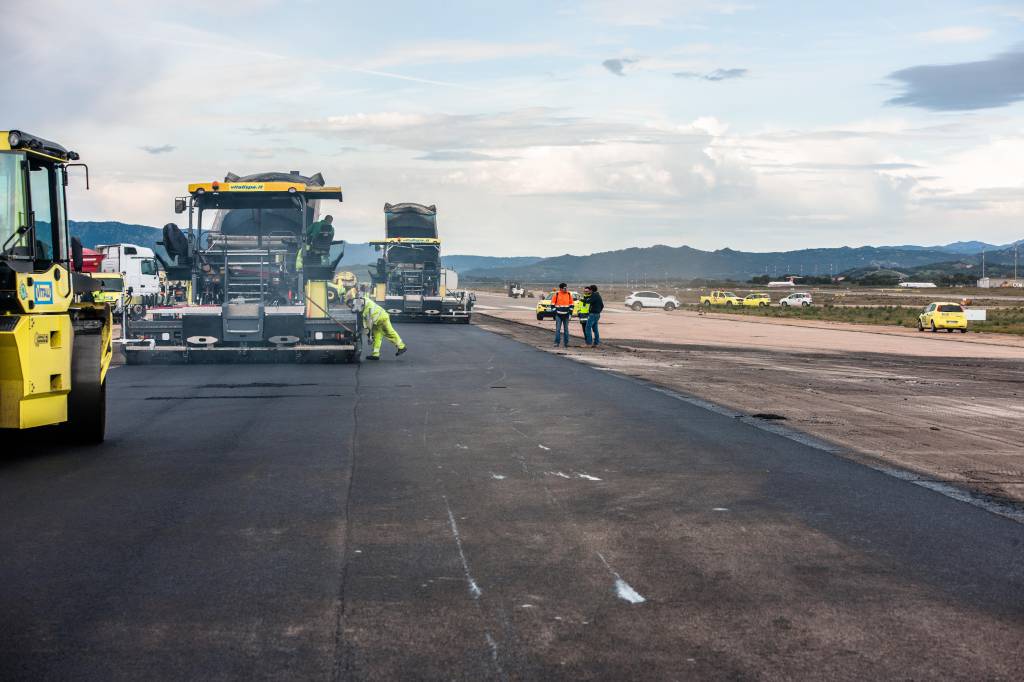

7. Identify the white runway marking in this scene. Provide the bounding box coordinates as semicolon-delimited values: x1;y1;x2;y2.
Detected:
597;552;647;605
576;473;603;481
548;471;572;479
538;444;550;451
614;579;646;604
491;474;507;480
443;496;482;598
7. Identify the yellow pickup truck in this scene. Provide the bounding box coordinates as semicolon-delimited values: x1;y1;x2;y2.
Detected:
700;290;743;306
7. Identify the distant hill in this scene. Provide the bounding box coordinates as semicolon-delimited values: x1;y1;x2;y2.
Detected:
462;244;992;282
68;220;1020;283
71;221;162;250
937;240;999;254
442;255;541;272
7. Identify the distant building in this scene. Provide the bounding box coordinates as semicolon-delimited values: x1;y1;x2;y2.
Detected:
898;282;937;288
978;277;1024;288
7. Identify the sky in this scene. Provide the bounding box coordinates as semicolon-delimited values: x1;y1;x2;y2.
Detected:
3;0;1024;256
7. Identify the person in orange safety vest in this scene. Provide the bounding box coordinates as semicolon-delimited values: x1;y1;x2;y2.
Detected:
551;282;574;348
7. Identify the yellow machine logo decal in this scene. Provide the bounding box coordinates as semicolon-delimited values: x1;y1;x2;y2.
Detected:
34;282;53;304
35;332;49;346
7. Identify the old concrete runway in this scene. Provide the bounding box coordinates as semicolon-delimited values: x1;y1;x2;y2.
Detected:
1;323;1022;680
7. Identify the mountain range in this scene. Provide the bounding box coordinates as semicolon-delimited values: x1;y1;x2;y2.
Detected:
70;221;1019;282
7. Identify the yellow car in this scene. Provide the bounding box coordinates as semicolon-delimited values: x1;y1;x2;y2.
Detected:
743;293;771;307
536;290;579;320
699;290;743;306
918;302;968;333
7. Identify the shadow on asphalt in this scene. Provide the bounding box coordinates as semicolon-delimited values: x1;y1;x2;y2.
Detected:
0;427;104;468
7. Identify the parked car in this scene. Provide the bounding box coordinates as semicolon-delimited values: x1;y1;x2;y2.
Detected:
779;292;813;307
536;290;580;320
918;302;968;332
743;293;771;307
699;290;743;306
625;291;680;311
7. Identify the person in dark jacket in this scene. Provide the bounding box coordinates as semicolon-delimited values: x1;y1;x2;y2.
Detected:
576;287;592;343
584;284;603;347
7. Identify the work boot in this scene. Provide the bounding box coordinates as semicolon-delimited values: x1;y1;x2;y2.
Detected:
367;355;380;361
396;346;408;356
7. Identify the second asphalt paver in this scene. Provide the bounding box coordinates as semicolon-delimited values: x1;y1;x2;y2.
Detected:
1;324;1022;679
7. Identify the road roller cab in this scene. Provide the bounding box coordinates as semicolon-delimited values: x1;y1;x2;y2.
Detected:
0;129;120;442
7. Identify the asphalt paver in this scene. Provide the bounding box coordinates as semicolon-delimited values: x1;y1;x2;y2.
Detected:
1;324;1022;679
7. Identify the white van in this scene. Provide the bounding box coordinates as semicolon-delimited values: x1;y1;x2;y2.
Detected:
96;243;161;305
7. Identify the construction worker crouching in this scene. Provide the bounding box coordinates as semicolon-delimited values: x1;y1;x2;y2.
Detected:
356;293;407;361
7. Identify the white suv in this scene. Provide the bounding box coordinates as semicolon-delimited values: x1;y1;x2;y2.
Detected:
625;291;680;311
779;292;813;307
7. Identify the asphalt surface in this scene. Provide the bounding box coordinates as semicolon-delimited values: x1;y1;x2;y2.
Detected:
1;323;1023;680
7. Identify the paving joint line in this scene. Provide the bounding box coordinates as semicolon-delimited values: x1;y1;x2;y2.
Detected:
331;361;361;682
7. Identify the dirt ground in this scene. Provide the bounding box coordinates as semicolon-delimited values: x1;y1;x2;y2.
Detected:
472;294;1024;506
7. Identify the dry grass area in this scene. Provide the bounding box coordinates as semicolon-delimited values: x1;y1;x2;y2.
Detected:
474;312;1024;506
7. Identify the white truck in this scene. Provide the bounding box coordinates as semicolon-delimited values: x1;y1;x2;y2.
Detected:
96;243;161;306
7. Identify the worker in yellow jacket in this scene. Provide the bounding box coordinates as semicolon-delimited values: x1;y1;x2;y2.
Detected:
360;296;407;360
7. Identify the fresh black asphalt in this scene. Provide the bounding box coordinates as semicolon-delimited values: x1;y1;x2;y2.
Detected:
1;323;1022;679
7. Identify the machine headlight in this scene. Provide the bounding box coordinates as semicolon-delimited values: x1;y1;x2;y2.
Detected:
8;130;21;147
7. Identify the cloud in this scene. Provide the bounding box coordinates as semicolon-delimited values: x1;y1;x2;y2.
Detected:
886;46;1024;110
291;108;708;151
674;67;748;81
361;41;566;69
581;0;751;27
415;151;518;162
602;58;638;76
916;26;992;43
140;144;176;155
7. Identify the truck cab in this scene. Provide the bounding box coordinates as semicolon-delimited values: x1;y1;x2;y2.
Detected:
96;243;160;305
